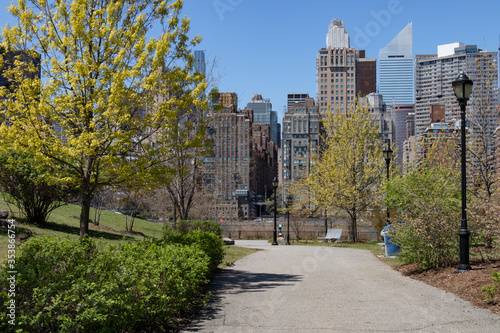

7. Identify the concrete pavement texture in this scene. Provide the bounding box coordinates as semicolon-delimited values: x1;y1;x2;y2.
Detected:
182;240;500;333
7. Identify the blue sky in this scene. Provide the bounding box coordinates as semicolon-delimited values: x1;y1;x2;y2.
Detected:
181;0;500;121
1;0;499;122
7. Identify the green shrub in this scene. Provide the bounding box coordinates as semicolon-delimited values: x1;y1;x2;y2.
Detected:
387;164;461;270
0;236;210;332
163;227;224;273
173;220;222;237
389;221;458;270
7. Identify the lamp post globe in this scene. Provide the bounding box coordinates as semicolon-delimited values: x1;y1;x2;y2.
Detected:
272;177;279;246
452;72;473;273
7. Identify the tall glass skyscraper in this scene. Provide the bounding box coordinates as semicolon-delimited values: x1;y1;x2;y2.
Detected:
245;94;280;147
378;23;413;107
194;50;206;76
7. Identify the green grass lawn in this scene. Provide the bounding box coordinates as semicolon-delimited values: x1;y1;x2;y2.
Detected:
220;245;258;268
0;197;400;268
0;198;259;269
0;199;164;262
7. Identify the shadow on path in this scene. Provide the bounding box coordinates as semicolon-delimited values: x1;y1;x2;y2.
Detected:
212;268;302;294
183;268;302;332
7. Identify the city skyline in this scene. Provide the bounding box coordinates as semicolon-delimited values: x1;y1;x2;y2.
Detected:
1;0;499;122
181;0;500;122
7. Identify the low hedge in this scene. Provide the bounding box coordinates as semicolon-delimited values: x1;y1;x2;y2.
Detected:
0;236;211;332
162;226;225;274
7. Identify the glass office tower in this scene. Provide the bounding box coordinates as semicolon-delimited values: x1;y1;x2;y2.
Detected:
378;23;413;108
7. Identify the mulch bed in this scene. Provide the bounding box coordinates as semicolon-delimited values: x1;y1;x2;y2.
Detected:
395;259;500;315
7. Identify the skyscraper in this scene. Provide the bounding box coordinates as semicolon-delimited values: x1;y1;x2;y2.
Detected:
287;93;310;109
378;23;413;108
317;19;375;115
282;96;321;183
391;104;415;166
326;19;350;49
245;94;280;147
357;53;377;96
193;50;206;76
362;93;392;144
414;43;498;138
202;93;277;219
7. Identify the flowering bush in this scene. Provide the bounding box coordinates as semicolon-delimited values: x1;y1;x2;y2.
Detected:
468;198;500;250
387;165;461;269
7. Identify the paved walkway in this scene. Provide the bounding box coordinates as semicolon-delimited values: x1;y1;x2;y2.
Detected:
182;240;500;332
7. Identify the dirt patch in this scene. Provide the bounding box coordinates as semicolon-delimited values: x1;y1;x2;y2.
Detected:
122;229;146;237
395;259;500;315
89;224;115;232
70;216;145;237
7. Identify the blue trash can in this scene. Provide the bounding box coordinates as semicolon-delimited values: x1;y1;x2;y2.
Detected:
381;225;400;257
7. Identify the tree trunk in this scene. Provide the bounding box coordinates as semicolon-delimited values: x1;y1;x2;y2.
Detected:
128;215;135;231
348;211;357;242
80;194;91;237
80;163;93;237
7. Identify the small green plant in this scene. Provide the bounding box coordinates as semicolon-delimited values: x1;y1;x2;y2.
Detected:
482;271;500;302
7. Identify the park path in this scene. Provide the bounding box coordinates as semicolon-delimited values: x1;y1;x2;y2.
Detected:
182;240;500;333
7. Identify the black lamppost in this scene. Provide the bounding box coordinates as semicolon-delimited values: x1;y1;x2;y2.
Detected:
382;142;393;225
452;72;473;273
286;195;292;245
272;177;279;246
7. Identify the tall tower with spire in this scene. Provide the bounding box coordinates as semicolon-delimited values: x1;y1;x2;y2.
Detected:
326;19;350;48
317;19;375;115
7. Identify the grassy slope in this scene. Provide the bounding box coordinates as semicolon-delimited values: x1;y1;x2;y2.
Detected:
0;199;164;261
0;199;256;268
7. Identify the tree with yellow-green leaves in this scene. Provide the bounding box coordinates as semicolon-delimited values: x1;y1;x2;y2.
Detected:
300;102;387;242
0;0;207;236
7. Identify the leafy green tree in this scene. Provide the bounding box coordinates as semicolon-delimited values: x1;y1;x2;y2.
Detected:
302;102;386;242
0;150;76;223
0;0;206;236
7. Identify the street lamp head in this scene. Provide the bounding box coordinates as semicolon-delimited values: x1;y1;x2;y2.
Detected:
382;142;393;162
452;72;473;102
272;177;278;190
